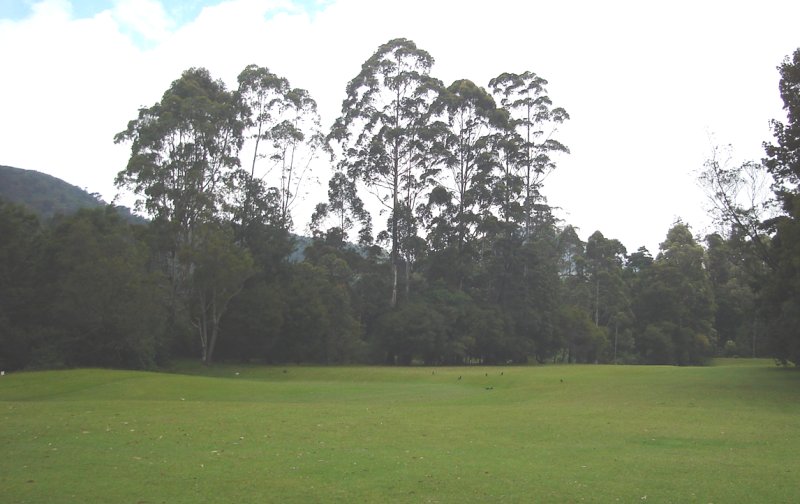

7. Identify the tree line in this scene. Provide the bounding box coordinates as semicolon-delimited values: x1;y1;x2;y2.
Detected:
2;40;799;370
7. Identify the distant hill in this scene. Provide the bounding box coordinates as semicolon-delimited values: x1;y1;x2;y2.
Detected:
0;165;143;223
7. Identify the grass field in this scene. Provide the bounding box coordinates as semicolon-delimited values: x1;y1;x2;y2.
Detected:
1;359;799;503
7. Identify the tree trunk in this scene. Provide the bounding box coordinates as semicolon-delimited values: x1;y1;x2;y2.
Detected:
206;290;219;365
594;278;600;326
199;307;210;365
391;263;398;308
390;92;400;309
404;257;410;300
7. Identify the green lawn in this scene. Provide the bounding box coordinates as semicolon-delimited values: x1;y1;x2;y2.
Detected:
1;359;798;503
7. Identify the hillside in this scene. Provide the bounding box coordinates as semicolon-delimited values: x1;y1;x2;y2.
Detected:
0;165;141;222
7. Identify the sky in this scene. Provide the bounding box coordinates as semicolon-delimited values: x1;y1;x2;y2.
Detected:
1;0;798;253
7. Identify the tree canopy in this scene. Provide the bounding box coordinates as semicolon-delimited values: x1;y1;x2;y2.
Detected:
5;40;800;370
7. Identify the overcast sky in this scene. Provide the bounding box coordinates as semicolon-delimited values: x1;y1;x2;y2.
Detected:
1;0;798;252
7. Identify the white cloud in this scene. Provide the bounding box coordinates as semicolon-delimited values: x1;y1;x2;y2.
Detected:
112;0;173;44
29;0;73;21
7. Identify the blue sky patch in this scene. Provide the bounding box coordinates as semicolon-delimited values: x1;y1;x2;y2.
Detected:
0;0;332;24
0;0;39;21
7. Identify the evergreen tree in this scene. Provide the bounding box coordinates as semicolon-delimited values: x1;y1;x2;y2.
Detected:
762;48;800;364
634;223;716;365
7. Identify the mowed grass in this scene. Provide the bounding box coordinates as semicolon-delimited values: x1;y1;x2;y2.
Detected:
1;359;799;503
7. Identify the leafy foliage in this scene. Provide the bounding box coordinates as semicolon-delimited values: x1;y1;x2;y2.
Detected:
11;41;800;369
330;38;441;306
760;49;800;364
0;205;168;370
632;223;716;364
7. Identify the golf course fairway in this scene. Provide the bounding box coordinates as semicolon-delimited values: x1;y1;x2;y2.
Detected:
1;359;798;503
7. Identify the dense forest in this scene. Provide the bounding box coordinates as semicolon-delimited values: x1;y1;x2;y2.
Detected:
2;40;799;370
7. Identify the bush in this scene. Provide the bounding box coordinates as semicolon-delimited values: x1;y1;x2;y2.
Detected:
724;339;738;357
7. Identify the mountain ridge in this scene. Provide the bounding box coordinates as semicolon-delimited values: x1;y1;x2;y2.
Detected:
0;165;142;223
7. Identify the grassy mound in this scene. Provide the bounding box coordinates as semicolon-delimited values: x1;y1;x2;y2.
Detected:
1;359;798;502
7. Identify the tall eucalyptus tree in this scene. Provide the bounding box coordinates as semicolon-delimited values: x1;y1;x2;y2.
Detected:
115;67;250;364
489;71;569;237
115;67;244;245
330;38;441;307
237;64;323;230
425;79;505;290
